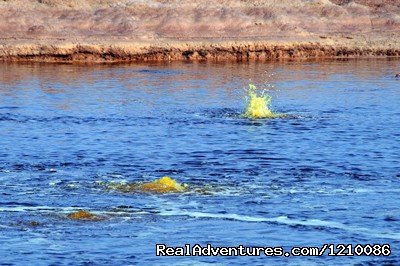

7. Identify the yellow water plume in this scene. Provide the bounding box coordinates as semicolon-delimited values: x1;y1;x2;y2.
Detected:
243;84;278;119
139;176;187;193
105;176;187;194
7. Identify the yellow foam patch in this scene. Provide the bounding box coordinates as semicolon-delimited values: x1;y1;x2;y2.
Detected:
243;84;278;119
139;176;186;193
67;210;101;220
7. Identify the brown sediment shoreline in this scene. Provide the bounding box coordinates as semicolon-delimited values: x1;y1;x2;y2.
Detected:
2;38;400;63
1;0;400;62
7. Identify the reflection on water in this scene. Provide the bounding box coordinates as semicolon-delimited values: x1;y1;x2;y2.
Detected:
0;59;399;265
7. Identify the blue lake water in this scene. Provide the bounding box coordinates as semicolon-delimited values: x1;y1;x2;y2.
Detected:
0;60;399;265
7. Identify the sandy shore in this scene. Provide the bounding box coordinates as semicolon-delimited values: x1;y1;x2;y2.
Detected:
1;0;400;62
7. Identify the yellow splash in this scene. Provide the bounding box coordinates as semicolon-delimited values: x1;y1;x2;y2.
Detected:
139;176;186;193
103;176;187;194
243;84;278;119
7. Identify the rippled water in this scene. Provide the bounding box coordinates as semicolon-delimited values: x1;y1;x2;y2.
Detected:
0;60;399;265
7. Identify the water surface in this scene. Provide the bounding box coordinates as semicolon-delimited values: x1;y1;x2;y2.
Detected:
0;60;399;265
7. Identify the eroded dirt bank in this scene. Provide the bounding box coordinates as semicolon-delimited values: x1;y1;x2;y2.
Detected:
1;0;399;62
2;39;400;62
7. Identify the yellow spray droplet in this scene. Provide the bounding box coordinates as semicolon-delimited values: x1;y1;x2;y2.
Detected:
243;84;278;119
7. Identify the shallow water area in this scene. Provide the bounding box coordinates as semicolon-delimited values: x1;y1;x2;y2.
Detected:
0;60;399;265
